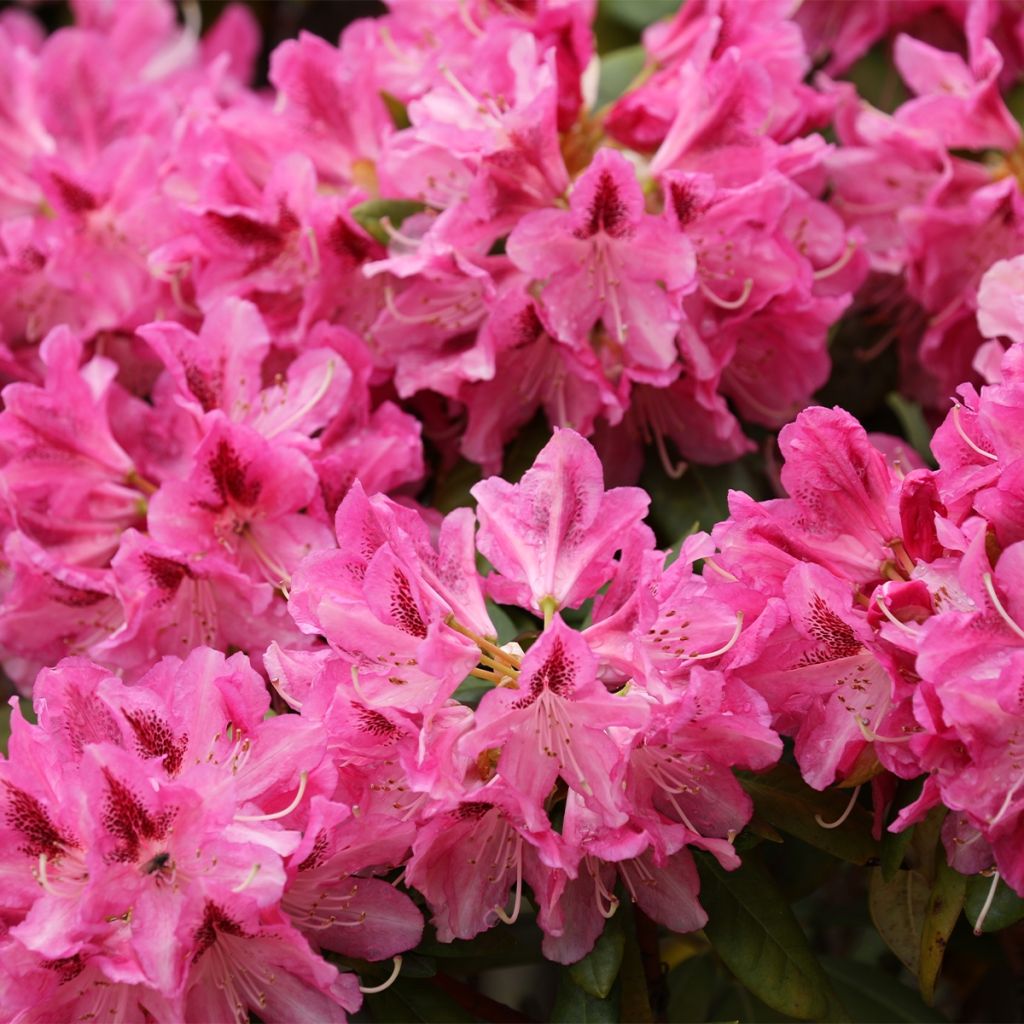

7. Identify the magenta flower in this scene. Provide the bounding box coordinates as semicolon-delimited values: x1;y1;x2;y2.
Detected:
472;427;649;615
507;148;696;380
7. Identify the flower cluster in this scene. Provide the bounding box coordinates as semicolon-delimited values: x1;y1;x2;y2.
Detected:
6;0;1024;1018
714;316;1024;902
0;0;866;486
0;429;782;1018
820;1;1024;406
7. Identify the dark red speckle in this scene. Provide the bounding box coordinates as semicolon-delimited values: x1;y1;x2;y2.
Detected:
575;171;632;240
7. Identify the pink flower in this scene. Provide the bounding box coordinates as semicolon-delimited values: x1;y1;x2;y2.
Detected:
472;427;649;615
461;616;648;826
147;415;332;589
507;148;696;381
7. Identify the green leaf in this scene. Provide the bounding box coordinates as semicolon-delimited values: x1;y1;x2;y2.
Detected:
451;674;491;708
350;198;427;245
363;978;475;1023
881;825;915;882
0;696;32;758
380;90;411;130
415;921;543;969
485;600;519;645
666;955;719;1023
569;914;625;999
596;44;646;108
868;868;929;974
600;0;678;30
964;874;1024;933
551;972;618;1023
821;957;947;1023
432;457;482;514
882;779;924;882
886;393;935;466
918;858;966;1004
641;456;771;547
739;764;879;865
697;853;845;1021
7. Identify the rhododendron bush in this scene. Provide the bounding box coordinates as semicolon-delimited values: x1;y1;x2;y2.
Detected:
5;0;1024;1020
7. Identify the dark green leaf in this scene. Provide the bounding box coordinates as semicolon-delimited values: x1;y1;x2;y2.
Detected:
416;922;543;969
918;857;966;1004
569;914;625;999
739;764;878;865
697;853;845;1021
0;697;32;758
363;979;475;1023
432;457;482;514
886;393;935;466
350;199;428;245
881;825;915;882
821;957;947;1023
596;44;646;108
666;955;719;1023
642;457;770;547
868;868;929;974
380;91;410;130
551;972;618;1023
451;674;492;708
964;874;1024;933
600;0;678;30
881;779;924;883
486;600;519;645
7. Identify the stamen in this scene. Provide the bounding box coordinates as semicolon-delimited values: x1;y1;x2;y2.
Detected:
303;226;320;277
445;615;521;669
350;665;373;705
359;956;403;994
125;468;158;496
988;770;1024;828
37;854;60;896
814;785;861;829
889;538;916;576
973;871;1001;935
380;218;422;249
236;771;308;822
952;404;997;461
589;860;619;919
493;847;523;925
699;277;753;311
478;654;519;679
231;863;261;893
456;1;485;37
813;240;856;280
983;573;1024;641
270;676;303;710
855;714;915;744
264;358;337;439
470;667;505;684
702;558;739;582
688;612;744;660
653;429;687;479
874;591;918;635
